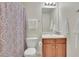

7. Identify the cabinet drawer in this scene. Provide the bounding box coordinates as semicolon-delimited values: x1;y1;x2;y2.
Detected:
56;38;66;44
43;39;55;44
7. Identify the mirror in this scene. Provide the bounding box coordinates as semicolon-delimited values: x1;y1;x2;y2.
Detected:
41;2;59;34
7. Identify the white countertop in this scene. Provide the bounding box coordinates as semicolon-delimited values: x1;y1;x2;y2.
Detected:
42;34;66;38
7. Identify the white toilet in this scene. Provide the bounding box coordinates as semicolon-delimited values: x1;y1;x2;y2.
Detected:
24;37;39;57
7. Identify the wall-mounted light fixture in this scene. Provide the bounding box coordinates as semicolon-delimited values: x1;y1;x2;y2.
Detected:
44;2;56;6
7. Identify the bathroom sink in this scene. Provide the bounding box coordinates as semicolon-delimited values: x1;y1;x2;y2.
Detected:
42;34;66;38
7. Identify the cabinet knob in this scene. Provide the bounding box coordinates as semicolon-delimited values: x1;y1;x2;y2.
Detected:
52;46;55;48
56;46;58;48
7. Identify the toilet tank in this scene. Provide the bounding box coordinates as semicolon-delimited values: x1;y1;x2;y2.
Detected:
26;37;39;48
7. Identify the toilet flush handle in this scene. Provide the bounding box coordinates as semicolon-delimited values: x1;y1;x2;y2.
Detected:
39;41;42;46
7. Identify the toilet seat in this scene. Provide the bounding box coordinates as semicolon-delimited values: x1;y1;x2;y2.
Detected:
24;48;36;56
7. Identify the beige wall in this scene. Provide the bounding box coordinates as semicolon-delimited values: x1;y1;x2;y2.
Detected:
59;2;79;57
23;2;42;37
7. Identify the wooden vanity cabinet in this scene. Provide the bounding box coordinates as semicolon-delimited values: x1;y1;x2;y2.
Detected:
43;44;56;57
42;38;66;57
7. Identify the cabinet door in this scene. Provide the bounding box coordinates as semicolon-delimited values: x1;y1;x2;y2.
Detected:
56;44;66;57
43;44;56;57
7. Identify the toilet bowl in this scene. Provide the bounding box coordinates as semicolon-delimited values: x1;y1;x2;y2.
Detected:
24;48;36;57
24;37;39;57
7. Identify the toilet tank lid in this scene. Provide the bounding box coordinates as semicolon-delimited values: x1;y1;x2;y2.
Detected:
26;37;38;40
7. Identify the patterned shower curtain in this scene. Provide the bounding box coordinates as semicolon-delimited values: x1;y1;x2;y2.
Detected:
0;3;26;57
